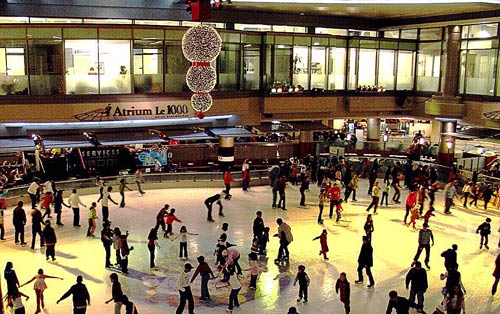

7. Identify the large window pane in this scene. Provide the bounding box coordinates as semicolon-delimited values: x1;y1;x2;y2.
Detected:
242;45;260;90
378;50;395;90
133;40;163;93
416;42;441;91
459;51;466;93
468;23;498;39
397;51;415;90
358;49;376;86
464;49;495;95
28;40;63;95
293;46;309;89
327;47;346;90
65;39;98;94
0;41;28;95
218;43;240;91
274;45;292;86
348;48;357;89
310;47;326;89
165;44;190;92
98;40;131;94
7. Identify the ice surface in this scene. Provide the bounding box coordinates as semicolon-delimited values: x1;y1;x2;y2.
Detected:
1;179;500;314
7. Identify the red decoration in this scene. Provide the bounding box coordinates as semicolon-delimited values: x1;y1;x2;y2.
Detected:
197;111;205;119
191;0;212;21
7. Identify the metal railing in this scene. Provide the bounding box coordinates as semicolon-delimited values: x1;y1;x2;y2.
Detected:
4;169;270;198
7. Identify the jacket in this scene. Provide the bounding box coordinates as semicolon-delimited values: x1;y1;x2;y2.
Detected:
278;222;293;243
405;267;428;292
358;242;373;267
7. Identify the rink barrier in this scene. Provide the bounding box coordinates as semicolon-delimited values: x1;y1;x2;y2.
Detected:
3;169;270;207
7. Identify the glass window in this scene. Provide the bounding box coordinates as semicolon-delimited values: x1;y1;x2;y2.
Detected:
274;44;292;86
182;21;224;28
265;45;272;89
467;40;493;49
165;44;190;92
65;39;98;94
348;48;357;89
242;44;260;90
358;49;376;86
235;24;272;32
30;17;82;24
98;40;131;94
396;51;415;90
349;30;377;37
384;30;399;39
327;47;346;90
401;29;418;40
293;46;309;89
135;20;181;26
419;28;442;41
0;17;28;24
378;50;395;90
28;39;63;95
459;51;466;94
310;47;326;89
467;23;498;39
133;40;163;93
0;41;28;95
84;19;132;24
464;49;495;95
273;26;306;33
316;28;348;36
218;43;240;91
416;42;441;91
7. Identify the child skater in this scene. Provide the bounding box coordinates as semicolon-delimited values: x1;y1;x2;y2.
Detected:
41;191;54;219
422;207;435;225
8;290;29;314
335;199;344;223
312;229;329;260
261;227;270;256
335;272;351;314
408;204;421;230
380;182;390;207
20;268;63;314
477;217;492;250
294;265;310;304
248;252;259;289
171;226;198;260
164;208;182;238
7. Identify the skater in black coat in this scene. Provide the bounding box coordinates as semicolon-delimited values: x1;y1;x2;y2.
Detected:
385;290;424;314
405;261;428;309
355;236;374;288
204;192;225;222
476;217;492;249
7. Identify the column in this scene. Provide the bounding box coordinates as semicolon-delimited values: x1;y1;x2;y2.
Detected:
366;118;381;142
443;25;462;98
437;120;456;166
218;137;234;170
296;130;315;158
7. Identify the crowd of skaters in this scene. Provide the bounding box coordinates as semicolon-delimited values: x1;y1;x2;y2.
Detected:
2;155;500;314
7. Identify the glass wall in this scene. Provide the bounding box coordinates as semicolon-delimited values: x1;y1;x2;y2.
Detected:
165;43;190;92
397;50;415;90
416;42;441;91
348;48;357;90
242;44;260;90
65;40;99;94
327;47;346;90
310;46;326;89
293;46;309;88
218;43;240;91
378;50;395;89
98;40;131;94
28;39;63;95
274;45;292;86
358;49;376;86
133;40;164;93
0;41;28;95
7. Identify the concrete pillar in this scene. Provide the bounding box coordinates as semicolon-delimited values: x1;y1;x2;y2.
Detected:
443;25;462;98
297;131;315;158
430;120;441;144
366;118;381;142
438;120;456;166
218;137;234;170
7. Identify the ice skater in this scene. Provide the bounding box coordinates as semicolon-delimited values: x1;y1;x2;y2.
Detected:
134;168;146;195
492;253;500;295
476;217;492;249
313;229;329;260
318;188;326;224
335;272;350;314
171;226;198;260
105;273;123;313
147;227;160;268
405;261;428;310
68;189;86;227
30;207;44;250
335;199;345;223
274;218;293;263
204;191;226;222
380;181;390;207
408;204;421;230
86;202;98;237
364;214;374;242
366;181;380;214
355;236;375;288
294;265;310;304
57;275;91;314
191;256;215;301
41;191;54;219
176;263;195;314
54;189;70;226
226;264;241;313
165;208;182;238
385;290;424;314
412;222;434;269
42;220;57;261
20;268;63;314
101;186;118;222
223;168;233;199
118;178;132;208
248;252;259;289
404;188;417;225
155;204;169;232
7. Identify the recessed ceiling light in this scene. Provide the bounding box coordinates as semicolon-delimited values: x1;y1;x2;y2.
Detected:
300;12;305;16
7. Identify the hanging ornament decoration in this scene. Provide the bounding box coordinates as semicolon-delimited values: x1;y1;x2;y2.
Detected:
182;24;222;119
191;92;213;113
